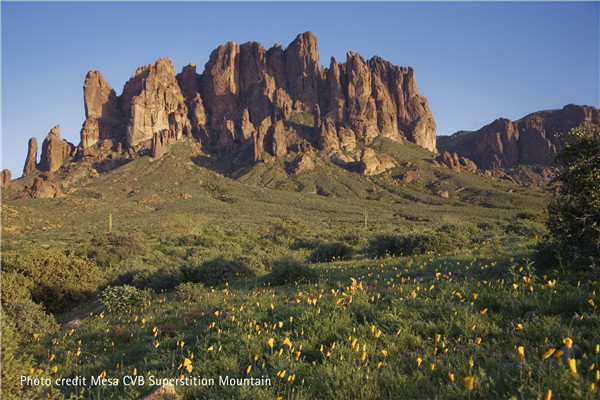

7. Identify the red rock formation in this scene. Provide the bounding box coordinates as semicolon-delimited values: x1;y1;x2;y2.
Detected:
122;58;191;148
438;105;600;170
80;71;123;148
436;151;477;172
42;32;436;169
39;126;73;172
23;137;38;176
359;148;397;175
1;169;11;188
269;120;288;157
176;63;207;143
25;172;62;198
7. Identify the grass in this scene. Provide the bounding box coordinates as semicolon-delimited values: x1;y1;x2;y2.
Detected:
4;133;596;399
13;237;600;399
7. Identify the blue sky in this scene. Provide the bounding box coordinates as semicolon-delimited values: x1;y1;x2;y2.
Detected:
2;1;599;177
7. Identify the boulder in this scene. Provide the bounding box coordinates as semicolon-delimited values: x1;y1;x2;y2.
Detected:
23;137;38;176
436;151;477;172
289;154;315;175
25;172;62;198
359;148;397;175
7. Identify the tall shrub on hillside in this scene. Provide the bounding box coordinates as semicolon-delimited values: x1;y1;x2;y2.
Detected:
545;123;600;266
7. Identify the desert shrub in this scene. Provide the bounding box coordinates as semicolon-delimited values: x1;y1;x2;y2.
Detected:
1;247;104;312
0;270;33;305
291;237;322;250
267;259;318;285
545;123;600;266
100;285;151;313
438;222;479;244
505;219;546;237
367;225;475;257
176;282;207;301
131;264;181;292
268;218;309;243
87;232;147;267
1;308;38;400
181;257;256;286
338;229;368;247
3;299;58;339
516;210;548;223
309;241;355;263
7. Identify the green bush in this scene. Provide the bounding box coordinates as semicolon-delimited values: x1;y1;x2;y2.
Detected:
176;282;207;301
0;270;33;305
87;232;147;267
546;123;600;266
181;257;256;286
1;246;104;312
268;218;309;243
100;285;151;313
3;299;58;340
131;264;181;292
505;219;546;237
367;225;476;257
1;308;39;400
309;241;355;263
266;259;318;285
516;210;548;223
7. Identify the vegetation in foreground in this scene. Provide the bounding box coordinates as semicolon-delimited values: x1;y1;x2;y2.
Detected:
2;126;599;399
3;236;600;400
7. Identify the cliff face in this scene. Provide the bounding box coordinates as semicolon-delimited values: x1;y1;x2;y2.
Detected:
438;105;600;170
77;31;436;159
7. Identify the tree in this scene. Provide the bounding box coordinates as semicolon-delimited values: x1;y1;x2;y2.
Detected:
546;123;600;266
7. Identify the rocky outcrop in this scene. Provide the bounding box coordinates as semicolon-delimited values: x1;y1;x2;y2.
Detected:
25;172;62;198
80;71;123;148
23;137;38;176
151;131;168;159
123;58;191;149
1;169;11;188
177;64;208;144
39;126;73;173
195;31;435;157
24;32;435;176
289;154;315;175
438;105;600;170
269;120;288;157
436;151;478;172
359;148;397;175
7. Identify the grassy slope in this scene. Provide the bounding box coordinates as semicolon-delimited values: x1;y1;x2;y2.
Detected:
6;124;591;399
2;134;548;247
17;238;600;400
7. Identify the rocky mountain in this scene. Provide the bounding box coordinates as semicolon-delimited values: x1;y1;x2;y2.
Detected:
437;104;599;170
16;31;435;185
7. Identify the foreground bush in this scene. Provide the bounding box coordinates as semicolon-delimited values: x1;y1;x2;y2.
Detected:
87;232;147;267
181;257;256;286
267;258;318;285
3;299;58;339
309;241;354;263
367;223;478;256
176;282;207;301
545;123;600;266
1;308;39;400
1;246;104;312
100;285;151;313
